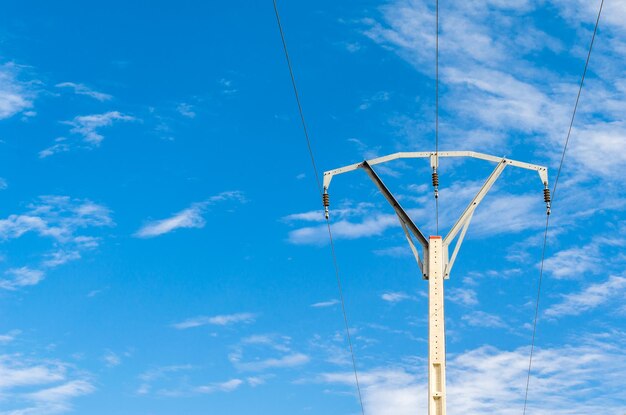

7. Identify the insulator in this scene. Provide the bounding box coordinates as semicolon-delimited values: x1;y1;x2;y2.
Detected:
322;193;330;207
543;188;551;203
432;171;439;188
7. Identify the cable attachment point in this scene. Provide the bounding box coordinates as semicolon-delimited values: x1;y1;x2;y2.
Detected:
323;189;330;219
432;169;439;199
543;184;551;215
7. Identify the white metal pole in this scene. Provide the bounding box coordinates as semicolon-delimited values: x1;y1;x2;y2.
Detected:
428;236;447;415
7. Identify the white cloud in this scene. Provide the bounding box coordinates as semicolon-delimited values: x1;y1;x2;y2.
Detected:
136;365;194;395
229;334;310;372
176;103;196;118
285;178;544;246
232;352;310;372
381;291;411;303
373;246;412;257
38;138;70;159
219;78;237;95
543;234;626;280
447;287;478;306
0;330;20;344
360;0;626;189
27;380;94;404
288;213;400;245
321;338;626;414
195;379;243;394
135;191;244;238
311;299;340;308
0;196;112;290
136;365;245;398
359;91;390;110
471;193;546;236
0;62;36;120
545;275;626;318
135;203;205;238
172;312;256;329
103;351;121;368
0;354;94;414
41;250;81;268
63;111;135;145
461;310;507;328
0;267;45;290
55;82;112;101
0;178;7;190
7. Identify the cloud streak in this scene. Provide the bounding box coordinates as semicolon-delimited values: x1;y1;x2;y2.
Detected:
320;337;626;414
55;82;112;101
64;111;135;145
172;312;256;330
0;62;36;120
135;191;244;238
545;275;626;318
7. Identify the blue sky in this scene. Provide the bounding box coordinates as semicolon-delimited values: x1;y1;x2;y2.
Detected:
0;0;625;414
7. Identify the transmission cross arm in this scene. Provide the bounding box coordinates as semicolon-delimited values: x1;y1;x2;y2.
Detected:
322;150;548;189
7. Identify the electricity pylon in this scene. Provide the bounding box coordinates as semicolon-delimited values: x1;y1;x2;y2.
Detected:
322;151;550;415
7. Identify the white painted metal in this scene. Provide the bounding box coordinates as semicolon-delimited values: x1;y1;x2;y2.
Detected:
322;150;548;415
322;150;548;189
443;161;507;252
399;215;426;277
428;236;446;415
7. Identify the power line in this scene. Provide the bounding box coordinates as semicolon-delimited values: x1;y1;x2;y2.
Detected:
272;2;366;414
522;1;604;413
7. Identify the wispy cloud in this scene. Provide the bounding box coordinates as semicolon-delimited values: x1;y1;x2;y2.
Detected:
381;291;412;303
176;102;196;118
136;364;250;398
172;312;256;330
219;78;237;95
55;82;112;101
63;111;135;145
135;191;245;238
0;330;21;344
38;137;71;159
310;299;340;308
543;234;626;280
229;334;309;372
287;213;402;245
0;196;113;290
545;275;626;318
103;351;122;368
447;287;478;306
362;0;626;195
461;310;507;328
195;379;243;394
135;203;206;238
0;267;45;290
27;380;94;405
232;353;310;372
136;365;194;395
0;353;94;414
320;337;626;414
0;62;36;120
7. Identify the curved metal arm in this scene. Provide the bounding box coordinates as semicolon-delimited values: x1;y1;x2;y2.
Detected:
323;150;548;190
